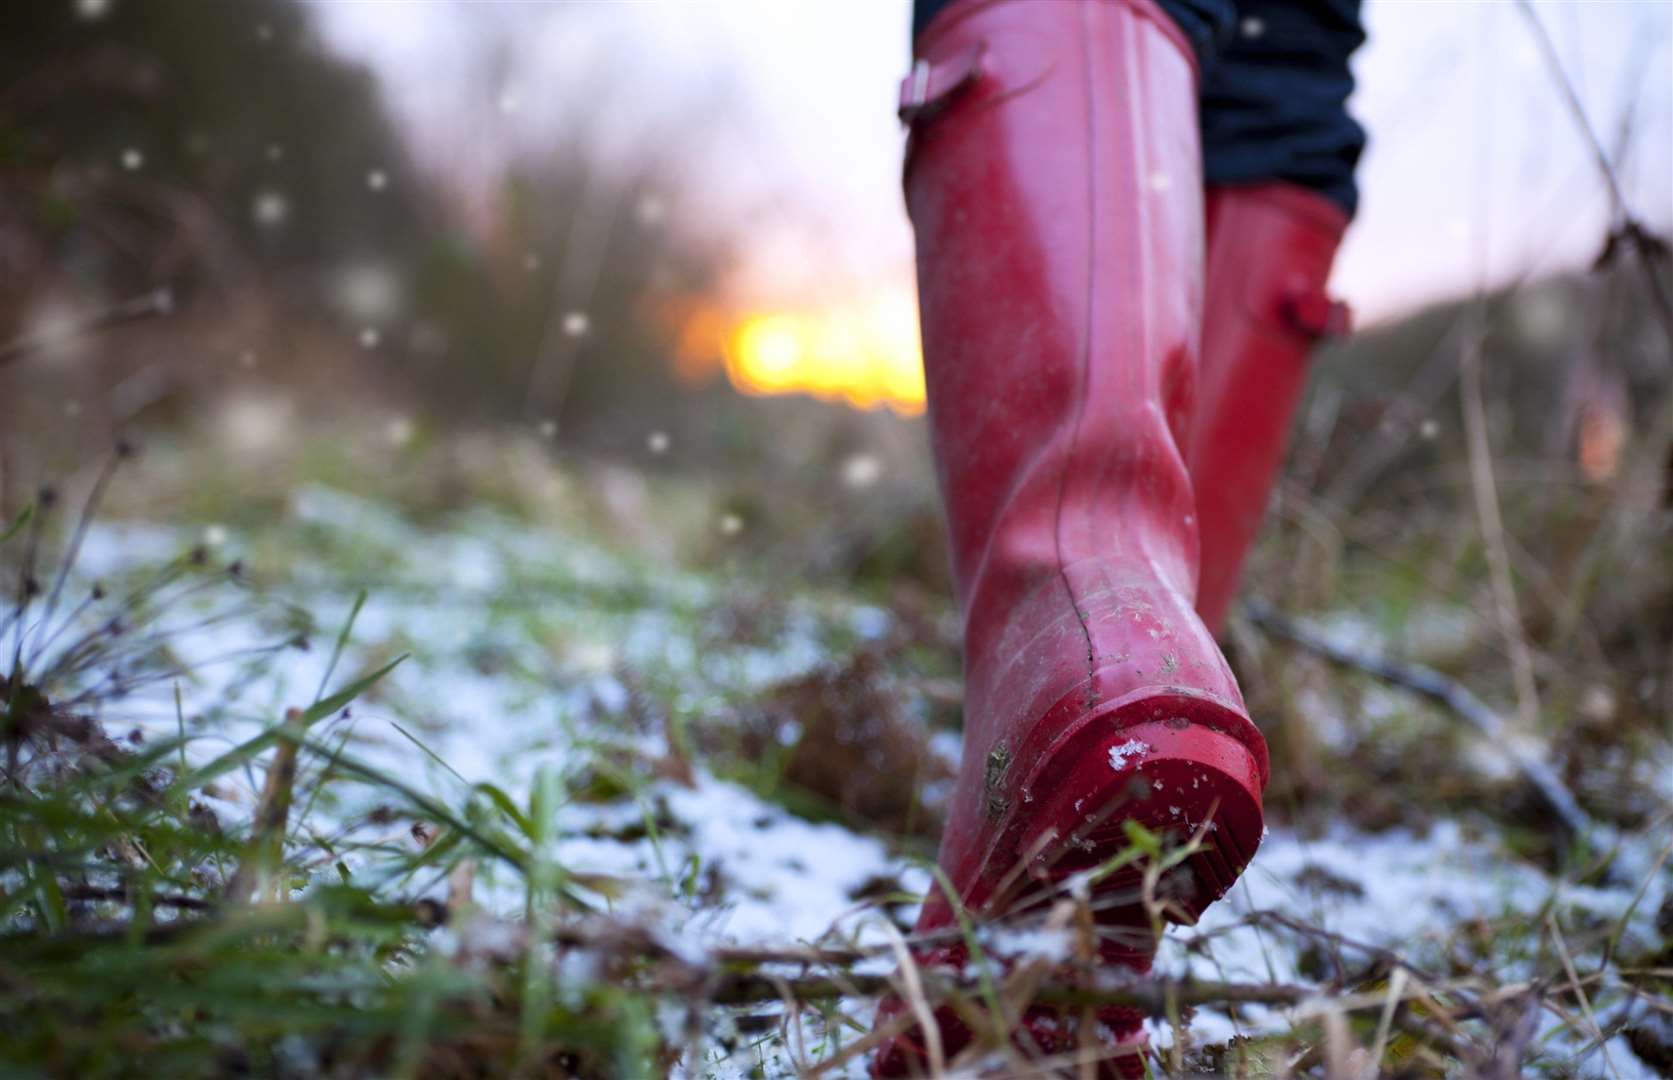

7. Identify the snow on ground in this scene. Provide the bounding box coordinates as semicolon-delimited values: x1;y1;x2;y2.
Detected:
65;488;1671;1077
72;494;917;954
1166;823;1666;1072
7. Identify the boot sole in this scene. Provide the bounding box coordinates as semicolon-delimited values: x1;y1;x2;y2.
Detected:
975;687;1264;931
870;695;1257;1078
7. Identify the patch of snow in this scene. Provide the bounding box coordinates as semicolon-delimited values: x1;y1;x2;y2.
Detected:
848;605;890;640
1151;819;1669;1075
986;925;1072;964
71;496;1672;1079
928;730;962;771
1107;738;1149;772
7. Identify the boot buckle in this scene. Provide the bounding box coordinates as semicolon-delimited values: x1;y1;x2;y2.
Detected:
898;44;985;125
1282;289;1352;340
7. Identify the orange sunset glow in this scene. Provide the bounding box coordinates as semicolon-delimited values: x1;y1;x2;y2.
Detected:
682;294;926;415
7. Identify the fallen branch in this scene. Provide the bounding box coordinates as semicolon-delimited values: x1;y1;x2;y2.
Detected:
707;968;1300;1012
1487;986;1549;1080
1244;599;1592;836
60;884;212;912
0;287;175;369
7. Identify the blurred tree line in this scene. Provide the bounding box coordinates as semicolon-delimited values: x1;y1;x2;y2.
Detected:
0;0;725;454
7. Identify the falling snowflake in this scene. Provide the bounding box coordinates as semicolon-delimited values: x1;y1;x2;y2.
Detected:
75;0;111;20
366;170;388;192
216;392;293;456
266;143;284;162
636;195;666;227
1419;418;1440;440
238;350;258;369
841;453;881;489
203;524;229;548
385;417;415;447
537;419;558;440
719;513;744;537
523;253;542;272
1240;15;1264;38
334;263;401;323
24;299;84;360
497;90;521;114
1511;290;1567;344
252;190;289;228
358;328;381;350
120;148;144;171
646;431;670;455
255;22;273;42
561;311;590;338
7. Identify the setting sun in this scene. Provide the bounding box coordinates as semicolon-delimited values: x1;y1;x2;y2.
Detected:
722;295;925;415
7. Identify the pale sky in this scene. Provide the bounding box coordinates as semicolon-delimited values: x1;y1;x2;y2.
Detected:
312;0;1672;327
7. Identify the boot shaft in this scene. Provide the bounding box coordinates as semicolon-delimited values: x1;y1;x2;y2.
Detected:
873;5;1275;1074
900;0;1264;920
905;0;1207;615
1192;182;1350;633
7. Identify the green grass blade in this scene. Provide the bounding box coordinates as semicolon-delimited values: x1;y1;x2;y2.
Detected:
313;589;368;706
180;655;406;791
0;502;34;544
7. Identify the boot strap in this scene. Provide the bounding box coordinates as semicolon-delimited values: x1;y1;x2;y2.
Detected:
1280;282;1352;339
898;44;985;125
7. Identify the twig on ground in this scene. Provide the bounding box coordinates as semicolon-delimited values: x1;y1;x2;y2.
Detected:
1548;913;1621;1079
1244;599;1592;836
880;920;944;1075
1366;966;1409;1073
701;968;1452;1016
1488;986;1548;1080
59;884;213;912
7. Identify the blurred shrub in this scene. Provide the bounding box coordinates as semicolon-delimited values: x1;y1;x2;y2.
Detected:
0;0;728;447
408;154;727;437
0;0;426;297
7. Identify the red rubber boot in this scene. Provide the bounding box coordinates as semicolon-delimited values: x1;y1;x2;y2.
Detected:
1190;184;1351;635
874;2;1268;1074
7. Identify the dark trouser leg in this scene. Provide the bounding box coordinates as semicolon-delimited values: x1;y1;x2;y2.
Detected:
914;0;1367;213
1192;0;1366;215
